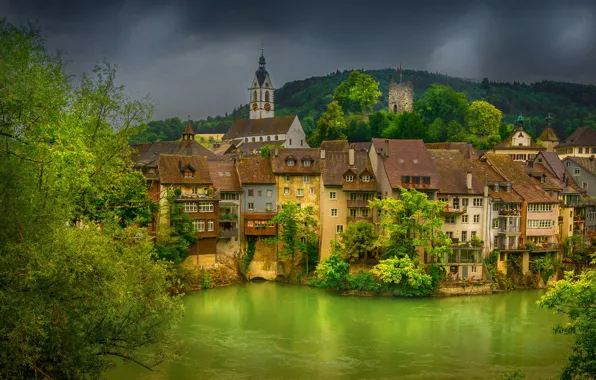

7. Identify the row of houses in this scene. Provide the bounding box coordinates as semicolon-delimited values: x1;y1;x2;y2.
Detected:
132;123;596;280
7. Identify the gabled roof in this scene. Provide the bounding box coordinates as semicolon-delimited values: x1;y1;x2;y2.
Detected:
526;163;584;195
350;141;372;153
534;152;566;180
492;128;545;150
428;150;485;195
320;140;350;152
271;148;321;175
321;150;376;191
133;140;220;169
210;143;236;156
564;156;596;177
182;123;196;135
425;142;478;160
538;127;558;142
558;127;596;147
371;139;439;190
236;157;275;185
236;140;285;154
223;115;297;140
207;161;241;192
158;155;212;185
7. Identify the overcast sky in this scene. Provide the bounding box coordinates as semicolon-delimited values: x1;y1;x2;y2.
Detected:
3;0;596;120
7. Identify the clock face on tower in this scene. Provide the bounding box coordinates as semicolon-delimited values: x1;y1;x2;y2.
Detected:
252;103;258;111
264;103;271;111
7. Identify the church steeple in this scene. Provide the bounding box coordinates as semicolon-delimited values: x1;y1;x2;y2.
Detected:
249;46;275;119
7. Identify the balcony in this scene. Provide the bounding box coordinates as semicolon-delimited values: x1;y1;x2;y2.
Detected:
529;242;561;252
347;199;370;208
219;228;239;238
346;216;373;224
498;243;526;251
440;206;467;215
499;209;521;216
244;224;277;236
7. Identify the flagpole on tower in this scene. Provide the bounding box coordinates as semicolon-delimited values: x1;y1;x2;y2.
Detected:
399;63;403;83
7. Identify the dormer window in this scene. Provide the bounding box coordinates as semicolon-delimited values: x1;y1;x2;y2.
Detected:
302;159;312;167
345;175;354;182
287;159;295;167
184;171;193;178
361;175;371;182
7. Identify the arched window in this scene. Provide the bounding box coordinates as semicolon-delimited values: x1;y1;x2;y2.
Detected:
260;137;263;142
253;91;257;101
275;135;279;141
267;136;271;141
252;137;255;142
245;137;248;142
393;104;397;113
265;91;270;102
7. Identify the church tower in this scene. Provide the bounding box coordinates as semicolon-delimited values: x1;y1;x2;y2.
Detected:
249;48;274;119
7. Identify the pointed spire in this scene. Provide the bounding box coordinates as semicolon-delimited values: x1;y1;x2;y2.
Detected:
182;117;196;140
259;40;266;70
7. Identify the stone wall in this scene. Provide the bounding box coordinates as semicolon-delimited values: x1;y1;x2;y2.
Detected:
248;240;278;280
436;282;492;296
388;81;414;114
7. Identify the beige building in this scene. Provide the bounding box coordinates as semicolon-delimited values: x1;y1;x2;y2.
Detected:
489;116;545;162
555;126;596;159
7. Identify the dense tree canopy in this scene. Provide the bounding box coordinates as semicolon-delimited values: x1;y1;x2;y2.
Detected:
333;71;382;114
0;21;181;378
308;101;347;147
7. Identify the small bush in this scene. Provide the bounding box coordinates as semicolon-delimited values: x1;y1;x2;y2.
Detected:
348;271;380;292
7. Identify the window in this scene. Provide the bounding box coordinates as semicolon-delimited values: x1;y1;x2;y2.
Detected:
285;175;290;182
257;190;262;197
184;202;197;213
199;202;213;212
473;215;480;223
461;231;467;241
184;171;192;178
253;90;257;101
302;159;311;167
402;176;411;184
438;197;448;203
301;140;304;147
192;187;198;194
248;203;254;211
583;181;588;189
471;231;477;238
336;225;344;233
296;189;304;197
345;175;354;182
252;137;255;142
462;215;469;223
349;209;357;217
362;209;369;217
446;232;454;239
329;191;336;200
267;190;272;198
245;137;248;143
445;216;456;224
528;203;553;212
267;136;271;141
492;219;500;229
527;219;554;228
574;168;581;176
473;198;483;207
284;187;289;195
361;175;371;182
331;208;338;217
566;161;571;168
579;148;583;154
289;139;293;145
592;148;596;154
207;220;214;232
248;189;254;197
266;203;273;211
350;192;357;200
265;91;269;102
259;137;263;142
462;198;469;207
303;176;310;183
423;177;431;185
194;220;205;232
275;135;279;141
287;159;295;167
310;188;315;195
414;176;421;185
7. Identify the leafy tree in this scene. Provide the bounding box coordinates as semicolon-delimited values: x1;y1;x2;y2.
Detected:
339;220;377;263
313;252;350;290
425;117;448;143
414;84;469;125
465;100;503;137
0;21;181;377
381;111;425;140
446;120;469;142
333;71;381;114
369;110;392;138
154;191;198;264
259;144;281;158
346;118;371;142
369;188;451;260
538;268;596;379
308;101;347;147
371;256;435;297
481;77;490;90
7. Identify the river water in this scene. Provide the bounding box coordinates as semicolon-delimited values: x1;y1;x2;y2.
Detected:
108;282;569;380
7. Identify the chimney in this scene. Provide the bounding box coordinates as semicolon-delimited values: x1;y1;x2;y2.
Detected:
466;171;473;190
274;147;279;157
320;149;326;160
384;140;390;157
349;148;355;166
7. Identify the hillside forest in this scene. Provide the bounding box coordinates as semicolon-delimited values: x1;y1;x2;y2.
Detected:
130;68;596;149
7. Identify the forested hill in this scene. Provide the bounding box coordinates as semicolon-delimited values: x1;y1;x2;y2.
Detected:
131;68;596;143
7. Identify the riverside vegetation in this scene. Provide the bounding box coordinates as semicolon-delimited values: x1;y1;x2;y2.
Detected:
2;21;596;380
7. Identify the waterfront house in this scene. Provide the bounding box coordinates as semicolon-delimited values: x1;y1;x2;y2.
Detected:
157;154;220;267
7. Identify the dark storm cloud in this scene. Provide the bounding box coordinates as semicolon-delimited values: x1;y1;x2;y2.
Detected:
3;0;596;119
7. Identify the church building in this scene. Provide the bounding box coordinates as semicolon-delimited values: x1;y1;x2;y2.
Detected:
222;49;309;152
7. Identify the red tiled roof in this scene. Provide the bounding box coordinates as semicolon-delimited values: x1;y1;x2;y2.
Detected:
223;115;297;140
538;127;558;142
429;150;485;195
371;139;439;190
236;157;275;184
557;127;596;147
182;123;196;135
133;140;220;169
492;128;545;150
425;142;478;159
158;154;212;185
322;150;376;191
207;161;241;192
271;148;321;174
320;140;350;152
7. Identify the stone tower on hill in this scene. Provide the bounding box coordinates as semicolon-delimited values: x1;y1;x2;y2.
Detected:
388;80;414;114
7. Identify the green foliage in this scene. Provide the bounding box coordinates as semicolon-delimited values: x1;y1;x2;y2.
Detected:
0;21;181;377
154;191;198;264
415;84;469;126
532;254;559;284
259;144;280;157
348;271;381;292
338;220;377;263
333;71;381;114
346;117;372;142
239;237;257;277
539;269;596;379
309;101;347;147
465;100;503;137
199;268;212;289
496;270;515;291
313;253;350;289
371;256;436;297
564;235;595;264
382;111;426;140
369;188;452;261
496;368;526;380
485;251;499;281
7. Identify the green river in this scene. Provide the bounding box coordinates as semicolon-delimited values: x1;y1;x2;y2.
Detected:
108;282;570;380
